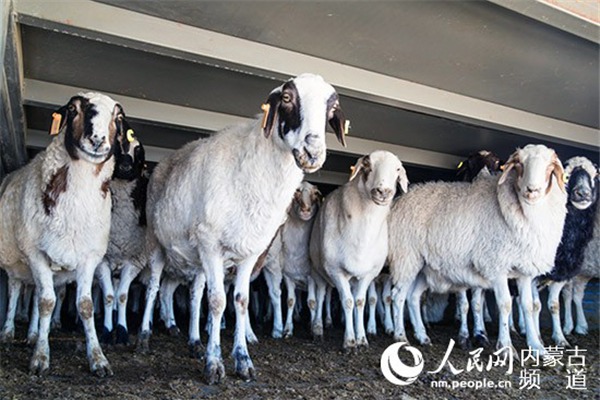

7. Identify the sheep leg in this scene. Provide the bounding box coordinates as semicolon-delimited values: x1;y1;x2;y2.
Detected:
376;282;385;326
115;263;139;345
547;281;570;347
392;282;411;343
137;250;165;353
531;281;542;341
561;280;574;335
76;261;113;377
573;275;590;335
456;289;470;349
516;296;526;335
471;288;490;347
201;252;227;385
330;274;355;351
16;284;32;323
231;256;259;382
27;289;40;346
407;274;431;346
354;277;374;347
382;277;394;336
263;268;284;339
189;273;206;358
517;276;545;355
245;310;258;344
95;260;115;345
0;277;22;341
50;284;66;332
492;278;518;358
324;285;333;328
282;275;296;338
366;281;378;337
482;293;493;323
28;255;56;376
159;277;179;334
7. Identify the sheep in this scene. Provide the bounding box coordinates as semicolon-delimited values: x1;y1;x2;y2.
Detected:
388;144;567;356
309;150;408;350
91;122;148;345
0;92;126;376
539;157;598;346
142;73;347;384
563;194;599;336
262;181;322;338
423;150;504;348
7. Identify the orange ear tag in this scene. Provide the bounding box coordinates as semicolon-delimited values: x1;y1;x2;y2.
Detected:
261;103;270;129
50;113;62;135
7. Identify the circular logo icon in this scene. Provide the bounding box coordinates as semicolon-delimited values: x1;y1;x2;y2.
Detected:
380;342;424;385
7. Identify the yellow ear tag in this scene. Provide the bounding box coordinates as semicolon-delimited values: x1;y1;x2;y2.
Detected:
261;103;270;129
126;129;135;143
343;120;350;135
349;165;356;175
562;173;569;184
50;113;62;136
457;161;464;169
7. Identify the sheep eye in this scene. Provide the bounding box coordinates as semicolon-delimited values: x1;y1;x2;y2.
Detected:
67;104;76;113
282;93;292;103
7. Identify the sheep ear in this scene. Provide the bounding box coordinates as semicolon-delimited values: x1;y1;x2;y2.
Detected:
349;156;364;181
328;103;347;147
49;105;68;135
498;153;518;186
262;91;281;139
397;167;409;194
551;153;566;193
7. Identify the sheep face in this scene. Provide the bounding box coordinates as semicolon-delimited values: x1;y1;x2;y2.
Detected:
350;150;408;206
112;121;146;181
54;93;125;164
291;181;322;221
498;144;565;205
262;73;346;173
456;150;503;182
564;157;598;210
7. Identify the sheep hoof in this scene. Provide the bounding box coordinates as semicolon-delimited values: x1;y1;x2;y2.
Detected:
575;325;588;335
343;339;356;354
26;334;39;347
393;334;409;344
136;331;151;353
325;318;333;328
92;362;113;378
417;336;432;346
496;343;519;361
283;329;293;339
458;336;471;350
246;332;259;345
204;358;225;385
0;329;14;343
188;340;204;359
115;325;129;346
271;328;283;339
312;323;323;338
553;337;570;348
357;337;369;348
29;350;50;376
235;358;256;382
474;333;490;348
168;325;181;337
100;327;114;345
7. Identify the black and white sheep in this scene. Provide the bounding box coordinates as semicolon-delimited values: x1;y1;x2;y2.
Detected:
539;156;598;346
388;144;567;355
143;73;347;384
309;150;408;350
0;93;126;376
91;122;148;345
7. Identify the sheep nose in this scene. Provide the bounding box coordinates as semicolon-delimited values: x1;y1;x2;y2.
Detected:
90;134;106;149
573;187;591;200
371;187;392;199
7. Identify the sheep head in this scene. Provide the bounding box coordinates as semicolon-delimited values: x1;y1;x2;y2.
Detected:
52;92;126;164
112;119;146;181
291;181;322;221
563;156;598;210
262;73;347;173
349;150;408;206
498;144;565;205
456;150;503;182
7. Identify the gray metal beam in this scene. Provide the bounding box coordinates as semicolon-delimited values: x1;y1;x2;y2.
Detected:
15;0;598;150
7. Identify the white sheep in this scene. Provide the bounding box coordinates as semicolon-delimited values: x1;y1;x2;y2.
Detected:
0;92;125;376
388;144;567;355
262;181;322;338
142;73;347;384
309;150;408;350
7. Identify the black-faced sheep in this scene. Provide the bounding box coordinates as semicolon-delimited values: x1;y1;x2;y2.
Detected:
0;93;126;376
143;73;347;384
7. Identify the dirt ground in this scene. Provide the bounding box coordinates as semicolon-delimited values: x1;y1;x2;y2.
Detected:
0;313;598;400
